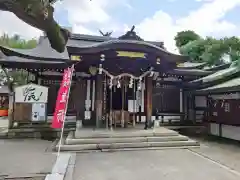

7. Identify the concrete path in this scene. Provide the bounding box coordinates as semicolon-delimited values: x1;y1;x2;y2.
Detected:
0;117;8;136
191;137;240;173
71;139;240;180
0;139;56;178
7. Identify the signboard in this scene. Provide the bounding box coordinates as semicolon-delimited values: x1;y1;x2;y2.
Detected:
51;65;74;129
32;103;46;122
14;83;48;103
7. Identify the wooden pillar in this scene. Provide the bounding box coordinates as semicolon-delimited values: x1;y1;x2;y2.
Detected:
95;74;103;128
193;95;196;124
145;77;153;129
74;79;86;122
121;82;125;128
132;82;136;127
180;88;184;122
138;106;141;123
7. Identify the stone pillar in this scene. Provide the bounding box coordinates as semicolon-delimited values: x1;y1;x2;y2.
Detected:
145;77;153;129
95;74;103;128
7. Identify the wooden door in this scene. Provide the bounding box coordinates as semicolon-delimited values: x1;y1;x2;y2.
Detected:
152;85;180;114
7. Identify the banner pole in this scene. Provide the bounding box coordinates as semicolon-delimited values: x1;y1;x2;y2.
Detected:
57;65;75;157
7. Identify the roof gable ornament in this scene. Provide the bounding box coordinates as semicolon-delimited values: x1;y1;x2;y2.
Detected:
118;25;143;41
99;30;113;37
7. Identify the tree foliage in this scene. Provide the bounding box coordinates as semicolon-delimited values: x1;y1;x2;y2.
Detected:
0;34;37;49
176;30;240;66
174;30;201;48
0;0;69;53
0;34;37;87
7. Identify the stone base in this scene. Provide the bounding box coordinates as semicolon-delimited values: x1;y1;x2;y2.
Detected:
55;127;200;152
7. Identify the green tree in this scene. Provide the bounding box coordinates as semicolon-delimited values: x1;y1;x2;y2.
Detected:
0;0;69;52
0;33;37;49
0;34;37;88
174;30;201;48
201;37;240;65
176;31;240;66
179;38;207;62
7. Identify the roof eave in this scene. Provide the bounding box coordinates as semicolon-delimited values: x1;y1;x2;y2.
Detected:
0;46;69;62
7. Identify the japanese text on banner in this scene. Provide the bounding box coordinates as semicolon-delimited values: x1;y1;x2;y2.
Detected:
51;65;74;129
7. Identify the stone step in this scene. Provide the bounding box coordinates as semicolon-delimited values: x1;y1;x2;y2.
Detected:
55;146;200;153
56;140;200;152
66;135;189;145
74;129;179;139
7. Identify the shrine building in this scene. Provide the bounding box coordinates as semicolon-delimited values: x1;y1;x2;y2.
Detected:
0;27;218;130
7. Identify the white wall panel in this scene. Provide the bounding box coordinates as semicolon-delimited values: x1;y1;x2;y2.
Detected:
222;125;240;141
209;123;220;136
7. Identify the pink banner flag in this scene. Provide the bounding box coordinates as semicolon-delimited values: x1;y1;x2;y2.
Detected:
51;65;74;129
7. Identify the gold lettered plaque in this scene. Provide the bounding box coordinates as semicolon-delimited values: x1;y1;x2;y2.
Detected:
70;55;82;61
116;51;146;58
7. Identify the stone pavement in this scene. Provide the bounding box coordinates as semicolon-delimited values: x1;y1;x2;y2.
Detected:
0;117;8;136
70;138;240;180
0;139;57;179
191;137;240;173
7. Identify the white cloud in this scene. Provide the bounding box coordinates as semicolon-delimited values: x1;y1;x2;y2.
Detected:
0;0;128;39
54;0;131;32
0;11;42;39
0;0;239;55
72;24;97;35
55;0;133;35
54;0;110;24
136;0;240;53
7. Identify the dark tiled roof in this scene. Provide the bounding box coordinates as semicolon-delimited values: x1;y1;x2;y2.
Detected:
70;33;165;48
0;56;64;64
0;52;67;69
191;67;239;83
0;38;69;60
0;33;187;62
169;69;213;76
0;37;185;61
177;62;206;69
67;39;173;54
203;63;231;71
197;76;240;93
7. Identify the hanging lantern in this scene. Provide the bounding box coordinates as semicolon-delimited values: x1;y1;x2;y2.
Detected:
221;99;225;108
137;78;142;90
89;66;97;75
117;78;121;88
98;54;105;75
129;77;133;88
149;71;154;77
109;77;113;89
99;64;102;74
100;54;105;62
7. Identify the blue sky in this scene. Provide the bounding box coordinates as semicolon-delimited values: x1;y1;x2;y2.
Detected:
1;0;240;52
53;0;240;52
55;0;214;27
